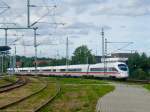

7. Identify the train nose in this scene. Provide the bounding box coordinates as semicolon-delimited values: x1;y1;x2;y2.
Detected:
123;72;129;78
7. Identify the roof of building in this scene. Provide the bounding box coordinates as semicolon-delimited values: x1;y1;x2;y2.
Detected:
0;46;11;51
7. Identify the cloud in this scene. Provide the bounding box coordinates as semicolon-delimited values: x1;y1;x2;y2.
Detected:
0;0;55;27
0;0;150;57
52;29;89;36
64;21;112;31
91;0;150;17
68;0;107;6
60;0;108;14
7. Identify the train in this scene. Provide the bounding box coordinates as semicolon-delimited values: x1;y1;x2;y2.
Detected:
7;62;129;79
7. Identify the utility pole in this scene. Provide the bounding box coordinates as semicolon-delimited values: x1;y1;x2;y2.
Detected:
102;28;104;60
12;45;16;74
1;55;3;74
34;27;38;72
101;28;106;75
86;57;89;64
66;37;69;72
27;0;30;28
5;28;8;46
3;28;8;75
105;38;107;72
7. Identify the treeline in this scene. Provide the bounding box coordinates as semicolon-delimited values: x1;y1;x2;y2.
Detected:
16;45;96;67
16;56;67;67
128;53;150;80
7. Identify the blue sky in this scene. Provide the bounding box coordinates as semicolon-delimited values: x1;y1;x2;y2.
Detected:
0;0;150;57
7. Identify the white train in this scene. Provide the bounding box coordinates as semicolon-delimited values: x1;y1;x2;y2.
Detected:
8;62;129;79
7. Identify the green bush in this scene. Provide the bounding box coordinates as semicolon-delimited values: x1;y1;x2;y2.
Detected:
131;69;147;80
128;52;150;80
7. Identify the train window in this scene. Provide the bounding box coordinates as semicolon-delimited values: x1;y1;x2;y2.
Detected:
118;64;128;71
32;70;39;72
60;69;66;71
90;68;104;71
109;67;118;72
53;69;56;72
68;68;82;72
21;70;27;72
43;69;51;71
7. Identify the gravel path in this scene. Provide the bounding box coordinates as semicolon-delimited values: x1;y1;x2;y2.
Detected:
96;83;150;112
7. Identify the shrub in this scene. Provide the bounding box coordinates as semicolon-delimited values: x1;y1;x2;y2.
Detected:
132;69;147;80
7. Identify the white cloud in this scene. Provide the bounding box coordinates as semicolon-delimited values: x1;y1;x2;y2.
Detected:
92;0;150;16
0;0;150;57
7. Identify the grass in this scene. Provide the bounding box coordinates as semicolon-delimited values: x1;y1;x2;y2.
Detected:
0;77;45;108
39;77;114;112
3;76;18;83
0;76;18;87
48;77;108;84
0;79;11;87
3;81;57;112
0;77;114;112
143;84;150;91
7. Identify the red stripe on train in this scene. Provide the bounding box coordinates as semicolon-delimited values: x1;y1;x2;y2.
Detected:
38;72;119;75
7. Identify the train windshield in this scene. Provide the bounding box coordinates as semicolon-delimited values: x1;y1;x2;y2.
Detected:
118;64;128;71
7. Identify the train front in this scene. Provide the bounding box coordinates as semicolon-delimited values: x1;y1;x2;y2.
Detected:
115;62;129;79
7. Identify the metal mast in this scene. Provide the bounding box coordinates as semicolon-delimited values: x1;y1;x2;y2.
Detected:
34;28;38;72
12;45;16;74
66;37;69;72
27;0;30;28
101;28;106;75
105;38;107;72
5;28;8;46
102;28;104;60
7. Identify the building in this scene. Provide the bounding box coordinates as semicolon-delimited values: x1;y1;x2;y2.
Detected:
95;53;133;63
95;56;102;63
16;61;22;68
33;60;49;66
111;53;133;58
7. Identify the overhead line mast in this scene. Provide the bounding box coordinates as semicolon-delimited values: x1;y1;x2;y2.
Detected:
34;27;38;72
27;0;30;28
101;28;104;61
0;0;61;74
101;28;107;75
66;37;69;72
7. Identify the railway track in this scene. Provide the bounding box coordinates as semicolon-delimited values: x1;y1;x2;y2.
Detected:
113;79;150;84
126;79;150;84
34;80;61;112
2;75;149;111
0;76;28;93
0;78;17;88
0;77;48;110
0;77;60;112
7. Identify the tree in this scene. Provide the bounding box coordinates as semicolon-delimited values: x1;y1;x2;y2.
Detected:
132;68;147;80
128;52;150;80
128;52;140;76
50;58;67;66
71;45;96;64
140;53;149;72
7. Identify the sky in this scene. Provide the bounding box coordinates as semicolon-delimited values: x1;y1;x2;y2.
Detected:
0;0;150;58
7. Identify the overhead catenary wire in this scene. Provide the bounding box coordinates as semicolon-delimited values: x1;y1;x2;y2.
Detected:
0;0;10;8
106;41;134;56
0;0;64;58
0;0;10;15
30;5;57;27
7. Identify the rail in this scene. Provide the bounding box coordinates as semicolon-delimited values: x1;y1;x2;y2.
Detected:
126;79;150;84
34;80;61;112
0;76;28;93
0;77;47;110
0;77;19;88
